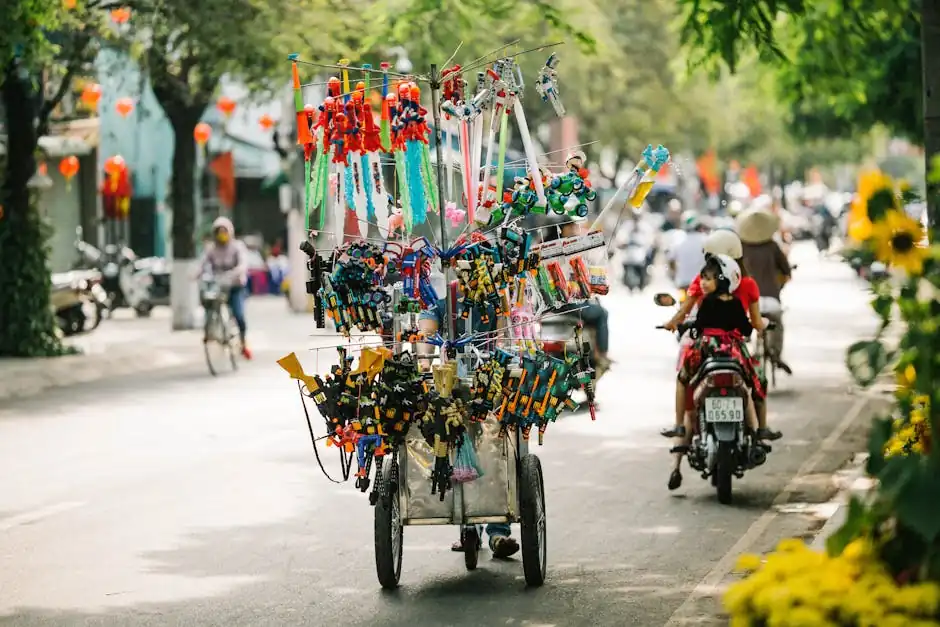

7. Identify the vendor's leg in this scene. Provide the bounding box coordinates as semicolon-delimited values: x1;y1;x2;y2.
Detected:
485;523;519;558
576;303;610;358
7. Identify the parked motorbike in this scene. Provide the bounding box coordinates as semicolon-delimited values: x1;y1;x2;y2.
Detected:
654;293;773;504
621;243;651;291
51;270;108;336
72;227;170;316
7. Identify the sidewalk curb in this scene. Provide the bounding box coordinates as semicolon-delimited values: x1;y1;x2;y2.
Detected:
810;452;876;551
0;346;204;403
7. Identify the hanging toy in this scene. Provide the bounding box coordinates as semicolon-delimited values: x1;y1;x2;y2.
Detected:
546;150;597;218
452;432;484;483
535;53;565;117
421;363;466;500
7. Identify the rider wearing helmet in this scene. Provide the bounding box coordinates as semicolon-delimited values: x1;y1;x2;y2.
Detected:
667;212;710;293
200;217;252;359
664;254;768;490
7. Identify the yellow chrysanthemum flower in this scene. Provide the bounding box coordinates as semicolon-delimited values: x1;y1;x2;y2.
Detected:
871;210;928;275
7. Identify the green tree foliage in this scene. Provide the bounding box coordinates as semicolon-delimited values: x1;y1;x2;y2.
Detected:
0;0;108;356
678;0;922;140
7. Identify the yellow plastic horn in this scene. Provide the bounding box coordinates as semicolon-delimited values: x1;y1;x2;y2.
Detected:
277;352;320;392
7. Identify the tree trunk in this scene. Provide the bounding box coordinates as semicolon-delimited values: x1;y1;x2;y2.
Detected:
0;62;67;357
164;103;206;330
924;0;940;231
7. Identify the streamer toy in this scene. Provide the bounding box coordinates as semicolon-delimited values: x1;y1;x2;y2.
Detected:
546;151;597;217
535;53;565;117
393;82;435;226
421;363;467;500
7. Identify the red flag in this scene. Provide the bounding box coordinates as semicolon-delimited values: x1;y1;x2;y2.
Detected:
696;150;720;195
742;165;762;197
208;152;236;209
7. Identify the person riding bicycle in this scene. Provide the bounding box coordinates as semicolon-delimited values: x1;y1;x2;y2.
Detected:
660;229;781;444
737;206;792;374
199;217;252;359
665;254;765;490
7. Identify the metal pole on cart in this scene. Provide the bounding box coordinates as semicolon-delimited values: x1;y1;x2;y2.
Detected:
429;64;455;345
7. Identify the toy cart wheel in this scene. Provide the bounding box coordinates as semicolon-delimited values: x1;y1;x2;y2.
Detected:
462;525;480;571
374;457;403;589
519;454;547;587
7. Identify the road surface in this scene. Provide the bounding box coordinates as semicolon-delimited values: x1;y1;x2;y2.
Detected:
0;243;878;626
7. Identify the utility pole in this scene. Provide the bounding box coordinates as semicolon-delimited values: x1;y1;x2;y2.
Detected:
923;0;940;231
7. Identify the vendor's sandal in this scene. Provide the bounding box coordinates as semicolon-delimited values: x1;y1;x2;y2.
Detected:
490;536;520;559
777;360;793;375
669;445;689;455
757;428;783;441
668;469;683;490
661;425;687;438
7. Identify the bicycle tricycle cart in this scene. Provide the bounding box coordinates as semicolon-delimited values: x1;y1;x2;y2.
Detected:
374;381;546;588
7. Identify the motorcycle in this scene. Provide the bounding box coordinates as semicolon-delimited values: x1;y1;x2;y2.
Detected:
654;293;774;504
72;227;169;316
621;243;651;291
51;270;108;336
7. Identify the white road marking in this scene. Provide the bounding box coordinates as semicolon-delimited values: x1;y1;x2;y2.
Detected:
0;501;86;532
663;396;868;626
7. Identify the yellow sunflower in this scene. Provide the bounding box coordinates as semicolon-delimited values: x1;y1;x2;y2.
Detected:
871;210;927;275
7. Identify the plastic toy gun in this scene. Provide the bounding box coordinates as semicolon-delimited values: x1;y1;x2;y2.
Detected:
300;240;333;328
425;364;465;500
535;53;565;117
572;325;597;420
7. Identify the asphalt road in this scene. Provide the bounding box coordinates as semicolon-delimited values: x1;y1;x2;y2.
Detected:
0;243;879;627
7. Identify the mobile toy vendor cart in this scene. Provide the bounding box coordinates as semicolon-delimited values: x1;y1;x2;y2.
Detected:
278;48;670;593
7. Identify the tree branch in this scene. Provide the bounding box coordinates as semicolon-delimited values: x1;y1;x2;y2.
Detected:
36;32;92;137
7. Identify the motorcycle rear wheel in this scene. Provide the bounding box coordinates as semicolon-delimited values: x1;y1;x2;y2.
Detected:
715;442;734;505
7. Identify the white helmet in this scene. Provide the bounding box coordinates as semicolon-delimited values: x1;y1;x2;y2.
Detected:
703;229;743;259
710;253;742;293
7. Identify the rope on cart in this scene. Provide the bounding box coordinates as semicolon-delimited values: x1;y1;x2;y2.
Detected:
297;381;355;483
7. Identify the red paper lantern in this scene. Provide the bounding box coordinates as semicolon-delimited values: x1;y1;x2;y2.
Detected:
115;97;134;117
80;83;102;111
258;114;275;131
193;122;212;146
110;7;131;23
216;96;236;118
104;155;126;176
59;156;80;181
102;156;132;219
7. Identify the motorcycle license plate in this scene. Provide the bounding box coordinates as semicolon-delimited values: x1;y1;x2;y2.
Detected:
705;397;744;422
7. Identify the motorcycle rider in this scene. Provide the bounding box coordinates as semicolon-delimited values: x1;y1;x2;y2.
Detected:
737;206;792;374
660;229;782;443
667;213;710;295
666;254;763;490
199;217;252;359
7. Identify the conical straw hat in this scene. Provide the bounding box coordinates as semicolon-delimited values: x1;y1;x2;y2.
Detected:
735;207;781;244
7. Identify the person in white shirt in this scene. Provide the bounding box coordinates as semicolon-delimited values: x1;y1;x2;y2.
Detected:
668;214;710;290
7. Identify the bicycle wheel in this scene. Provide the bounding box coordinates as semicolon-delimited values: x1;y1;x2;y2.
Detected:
204;304;236;375
218;305;239;372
